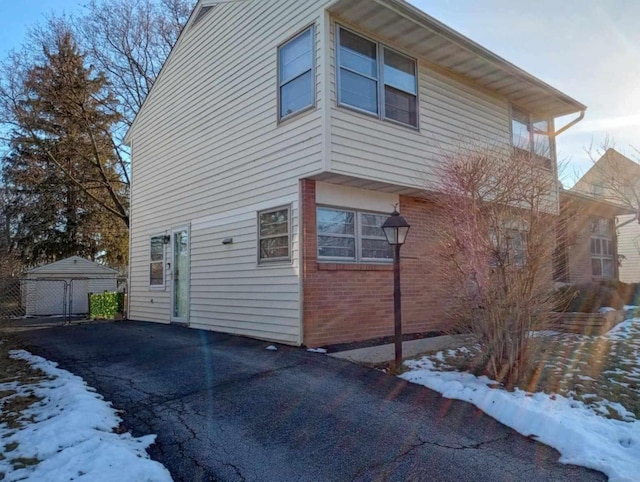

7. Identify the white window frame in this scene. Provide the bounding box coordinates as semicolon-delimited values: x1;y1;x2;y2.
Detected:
258;205;292;264
278;25;316;121
590;218;614;278
336;25;419;129
149;234;166;289
317;206;393;263
510;105;554;168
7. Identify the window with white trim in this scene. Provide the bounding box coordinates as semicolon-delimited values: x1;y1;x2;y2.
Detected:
258;206;291;263
317;207;392;262
489;227;528;268
591;218;614;277
337;27;418;127
278;27;314;120
511;106;553;168
149;235;165;287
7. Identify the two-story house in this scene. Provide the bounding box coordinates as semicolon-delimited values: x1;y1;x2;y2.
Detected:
124;0;586;347
573;148;640;283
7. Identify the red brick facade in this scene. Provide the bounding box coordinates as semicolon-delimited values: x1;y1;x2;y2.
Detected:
301;179;454;347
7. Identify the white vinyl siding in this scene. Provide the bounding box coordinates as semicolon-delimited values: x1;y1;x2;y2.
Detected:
127;0;326;344
328;19;513;192
618;217;640;282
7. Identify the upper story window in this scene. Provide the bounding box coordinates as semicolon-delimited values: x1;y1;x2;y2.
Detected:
337;27;418;128
258;206;291;263
511;107;553;168
317;206;392;262
590;218;614;277
278;27;315;120
149;235;165;287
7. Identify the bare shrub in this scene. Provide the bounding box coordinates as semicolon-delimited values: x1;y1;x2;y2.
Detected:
434;143;569;387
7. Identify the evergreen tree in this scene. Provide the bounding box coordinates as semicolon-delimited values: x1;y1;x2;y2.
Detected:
1;28;128;268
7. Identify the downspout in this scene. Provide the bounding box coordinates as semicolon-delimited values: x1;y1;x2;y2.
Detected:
616;213;639;230
553;110;585;137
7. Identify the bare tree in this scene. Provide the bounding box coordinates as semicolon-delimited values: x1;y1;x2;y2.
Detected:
576;141;640;216
76;0;194;130
434;143;566;387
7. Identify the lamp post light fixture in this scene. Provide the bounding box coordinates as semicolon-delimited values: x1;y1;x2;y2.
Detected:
381;208;411;371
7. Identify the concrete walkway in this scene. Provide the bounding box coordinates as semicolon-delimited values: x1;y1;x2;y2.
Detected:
331;334;477;365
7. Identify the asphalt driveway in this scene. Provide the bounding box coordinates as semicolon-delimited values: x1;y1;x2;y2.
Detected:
12;321;605;482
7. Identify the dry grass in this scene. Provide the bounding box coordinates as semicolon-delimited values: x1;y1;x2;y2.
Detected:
426;320;640;421
0;334;46;477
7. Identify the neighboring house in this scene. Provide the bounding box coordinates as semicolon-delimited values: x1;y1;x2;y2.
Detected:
556;190;634;285
573;149;640;282
125;0;586;346
24;256;118;316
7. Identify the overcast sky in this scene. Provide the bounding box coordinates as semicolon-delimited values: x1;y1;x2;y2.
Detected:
1;0;638;185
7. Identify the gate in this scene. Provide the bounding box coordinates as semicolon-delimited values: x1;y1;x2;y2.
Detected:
1;276;128;327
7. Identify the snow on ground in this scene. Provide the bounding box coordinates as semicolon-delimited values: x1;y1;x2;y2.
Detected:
0;350;172;482
400;319;640;482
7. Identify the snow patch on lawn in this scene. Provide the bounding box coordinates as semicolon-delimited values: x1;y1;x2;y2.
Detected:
0;350;172;482
401;356;640;482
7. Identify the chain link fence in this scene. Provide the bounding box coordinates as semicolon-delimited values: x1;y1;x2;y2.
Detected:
0;276;127;327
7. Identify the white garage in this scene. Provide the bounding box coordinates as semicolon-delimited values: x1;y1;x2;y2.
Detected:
24;257;119;316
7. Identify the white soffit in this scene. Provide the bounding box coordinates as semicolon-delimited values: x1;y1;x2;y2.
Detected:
328;0;586;118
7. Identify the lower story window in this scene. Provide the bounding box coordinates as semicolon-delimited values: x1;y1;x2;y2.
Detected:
591;218;614;277
489;227;528;267
258;206;291;263
317;207;392;262
149;235;165;287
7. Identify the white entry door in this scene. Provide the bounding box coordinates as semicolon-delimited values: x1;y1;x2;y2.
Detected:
171;227;190;323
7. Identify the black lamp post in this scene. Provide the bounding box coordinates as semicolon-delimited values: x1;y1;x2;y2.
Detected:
381;209;411;370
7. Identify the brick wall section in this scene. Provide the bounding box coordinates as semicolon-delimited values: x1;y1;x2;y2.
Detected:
301;179;454;347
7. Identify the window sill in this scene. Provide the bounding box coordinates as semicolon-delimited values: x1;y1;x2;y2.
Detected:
317;262;392;271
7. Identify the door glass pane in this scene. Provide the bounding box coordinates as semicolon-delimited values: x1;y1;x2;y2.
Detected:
173;230;189;319
383;48;416;94
281;70;313;117
339;29;377;78
339;68;378;113
279;28;312;83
